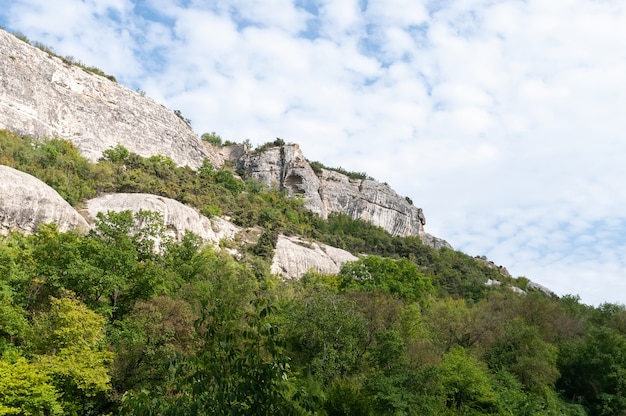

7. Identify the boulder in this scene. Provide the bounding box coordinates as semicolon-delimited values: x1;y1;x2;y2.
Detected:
271;234;358;279
83;193;239;244
0;165;89;235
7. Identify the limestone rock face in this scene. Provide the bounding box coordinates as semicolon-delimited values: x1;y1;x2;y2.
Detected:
236;144;450;247
0;29;219;169
271;235;358;279
235;145;326;216
0;165;89;235
83;193;239;244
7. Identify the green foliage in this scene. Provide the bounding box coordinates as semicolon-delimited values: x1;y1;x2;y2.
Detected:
558;326;626;415
339;255;434;303
201;131;223;146
307;160;373;180
440;346;500;414
364;366;446;415
0;132;99;205
3;127;626;414
428;247;501;301
324;378;374;416
285;289;369;383
0;351;63;416
110;296;196;393
121;296;305;415
485;318;560;393
28;296;114;415
255;137;286;152
252;229;278;261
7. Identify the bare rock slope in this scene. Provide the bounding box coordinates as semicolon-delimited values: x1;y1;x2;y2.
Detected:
0;29;218;168
0;165;89;235
83;193;239;245
271;235;358;279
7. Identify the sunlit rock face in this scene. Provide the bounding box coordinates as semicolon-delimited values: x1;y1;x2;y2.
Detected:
0;165;89;235
271;235;358;279
0;26;450;249
83;193;239;245
0;29;220;169
236;144;451;249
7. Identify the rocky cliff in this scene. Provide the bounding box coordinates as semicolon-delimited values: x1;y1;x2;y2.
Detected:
235;144;450;248
0;27;448;249
0;165;89;235
0;30;219;168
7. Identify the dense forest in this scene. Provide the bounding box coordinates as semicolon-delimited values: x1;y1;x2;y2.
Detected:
1;128;626;415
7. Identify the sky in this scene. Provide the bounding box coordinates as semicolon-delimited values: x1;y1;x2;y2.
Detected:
1;0;626;306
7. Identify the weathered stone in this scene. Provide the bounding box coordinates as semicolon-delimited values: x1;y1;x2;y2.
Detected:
528;281;557;298
271;235;358;279
421;233;453;250
0;29;220;169
0;165;89;235
236;144;451;248
83;193;239;245
0;27;455;251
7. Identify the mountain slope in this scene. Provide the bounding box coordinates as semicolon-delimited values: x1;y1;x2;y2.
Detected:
0;29;218;169
0;27;447;246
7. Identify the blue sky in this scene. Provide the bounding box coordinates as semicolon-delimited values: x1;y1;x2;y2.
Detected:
2;0;626;305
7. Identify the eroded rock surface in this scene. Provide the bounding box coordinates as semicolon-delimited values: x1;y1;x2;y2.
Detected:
0;29;219;168
83;193;239;244
0;165;89;235
236;144;451;248
271;235;358;279
0;27;451;250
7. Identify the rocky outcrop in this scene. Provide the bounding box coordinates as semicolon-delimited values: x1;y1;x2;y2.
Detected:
0;165;89;235
271;235;358;279
0;29;219;169
234;145;326;216
235;144;451;248
0;26;451;249
528;281;557;298
83;193;239;245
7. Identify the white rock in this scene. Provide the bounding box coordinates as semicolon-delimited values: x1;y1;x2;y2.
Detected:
83;193;239;245
271;234;358;279
0;165;89;235
0;29;221;169
236;144;451;247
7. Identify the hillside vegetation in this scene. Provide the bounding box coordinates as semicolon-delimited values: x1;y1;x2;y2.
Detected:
1;129;626;415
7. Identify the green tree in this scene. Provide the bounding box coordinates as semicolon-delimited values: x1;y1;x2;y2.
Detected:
110;296;196;394
28;295;114;415
0;351;63;416
285;289;368;383
121;296;305;415
339;256;434;303
324;378;374;416
485;318;560;393
558;326;626;415
201;132;223;147
439;346;499;415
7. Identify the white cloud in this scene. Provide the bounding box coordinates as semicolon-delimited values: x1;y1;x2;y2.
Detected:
2;0;626;305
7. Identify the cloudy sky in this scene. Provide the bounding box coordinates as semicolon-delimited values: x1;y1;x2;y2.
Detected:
2;0;625;306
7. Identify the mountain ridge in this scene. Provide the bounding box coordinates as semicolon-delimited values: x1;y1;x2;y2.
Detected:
0;27;448;248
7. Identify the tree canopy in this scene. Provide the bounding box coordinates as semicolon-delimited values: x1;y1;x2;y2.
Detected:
0;130;621;415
